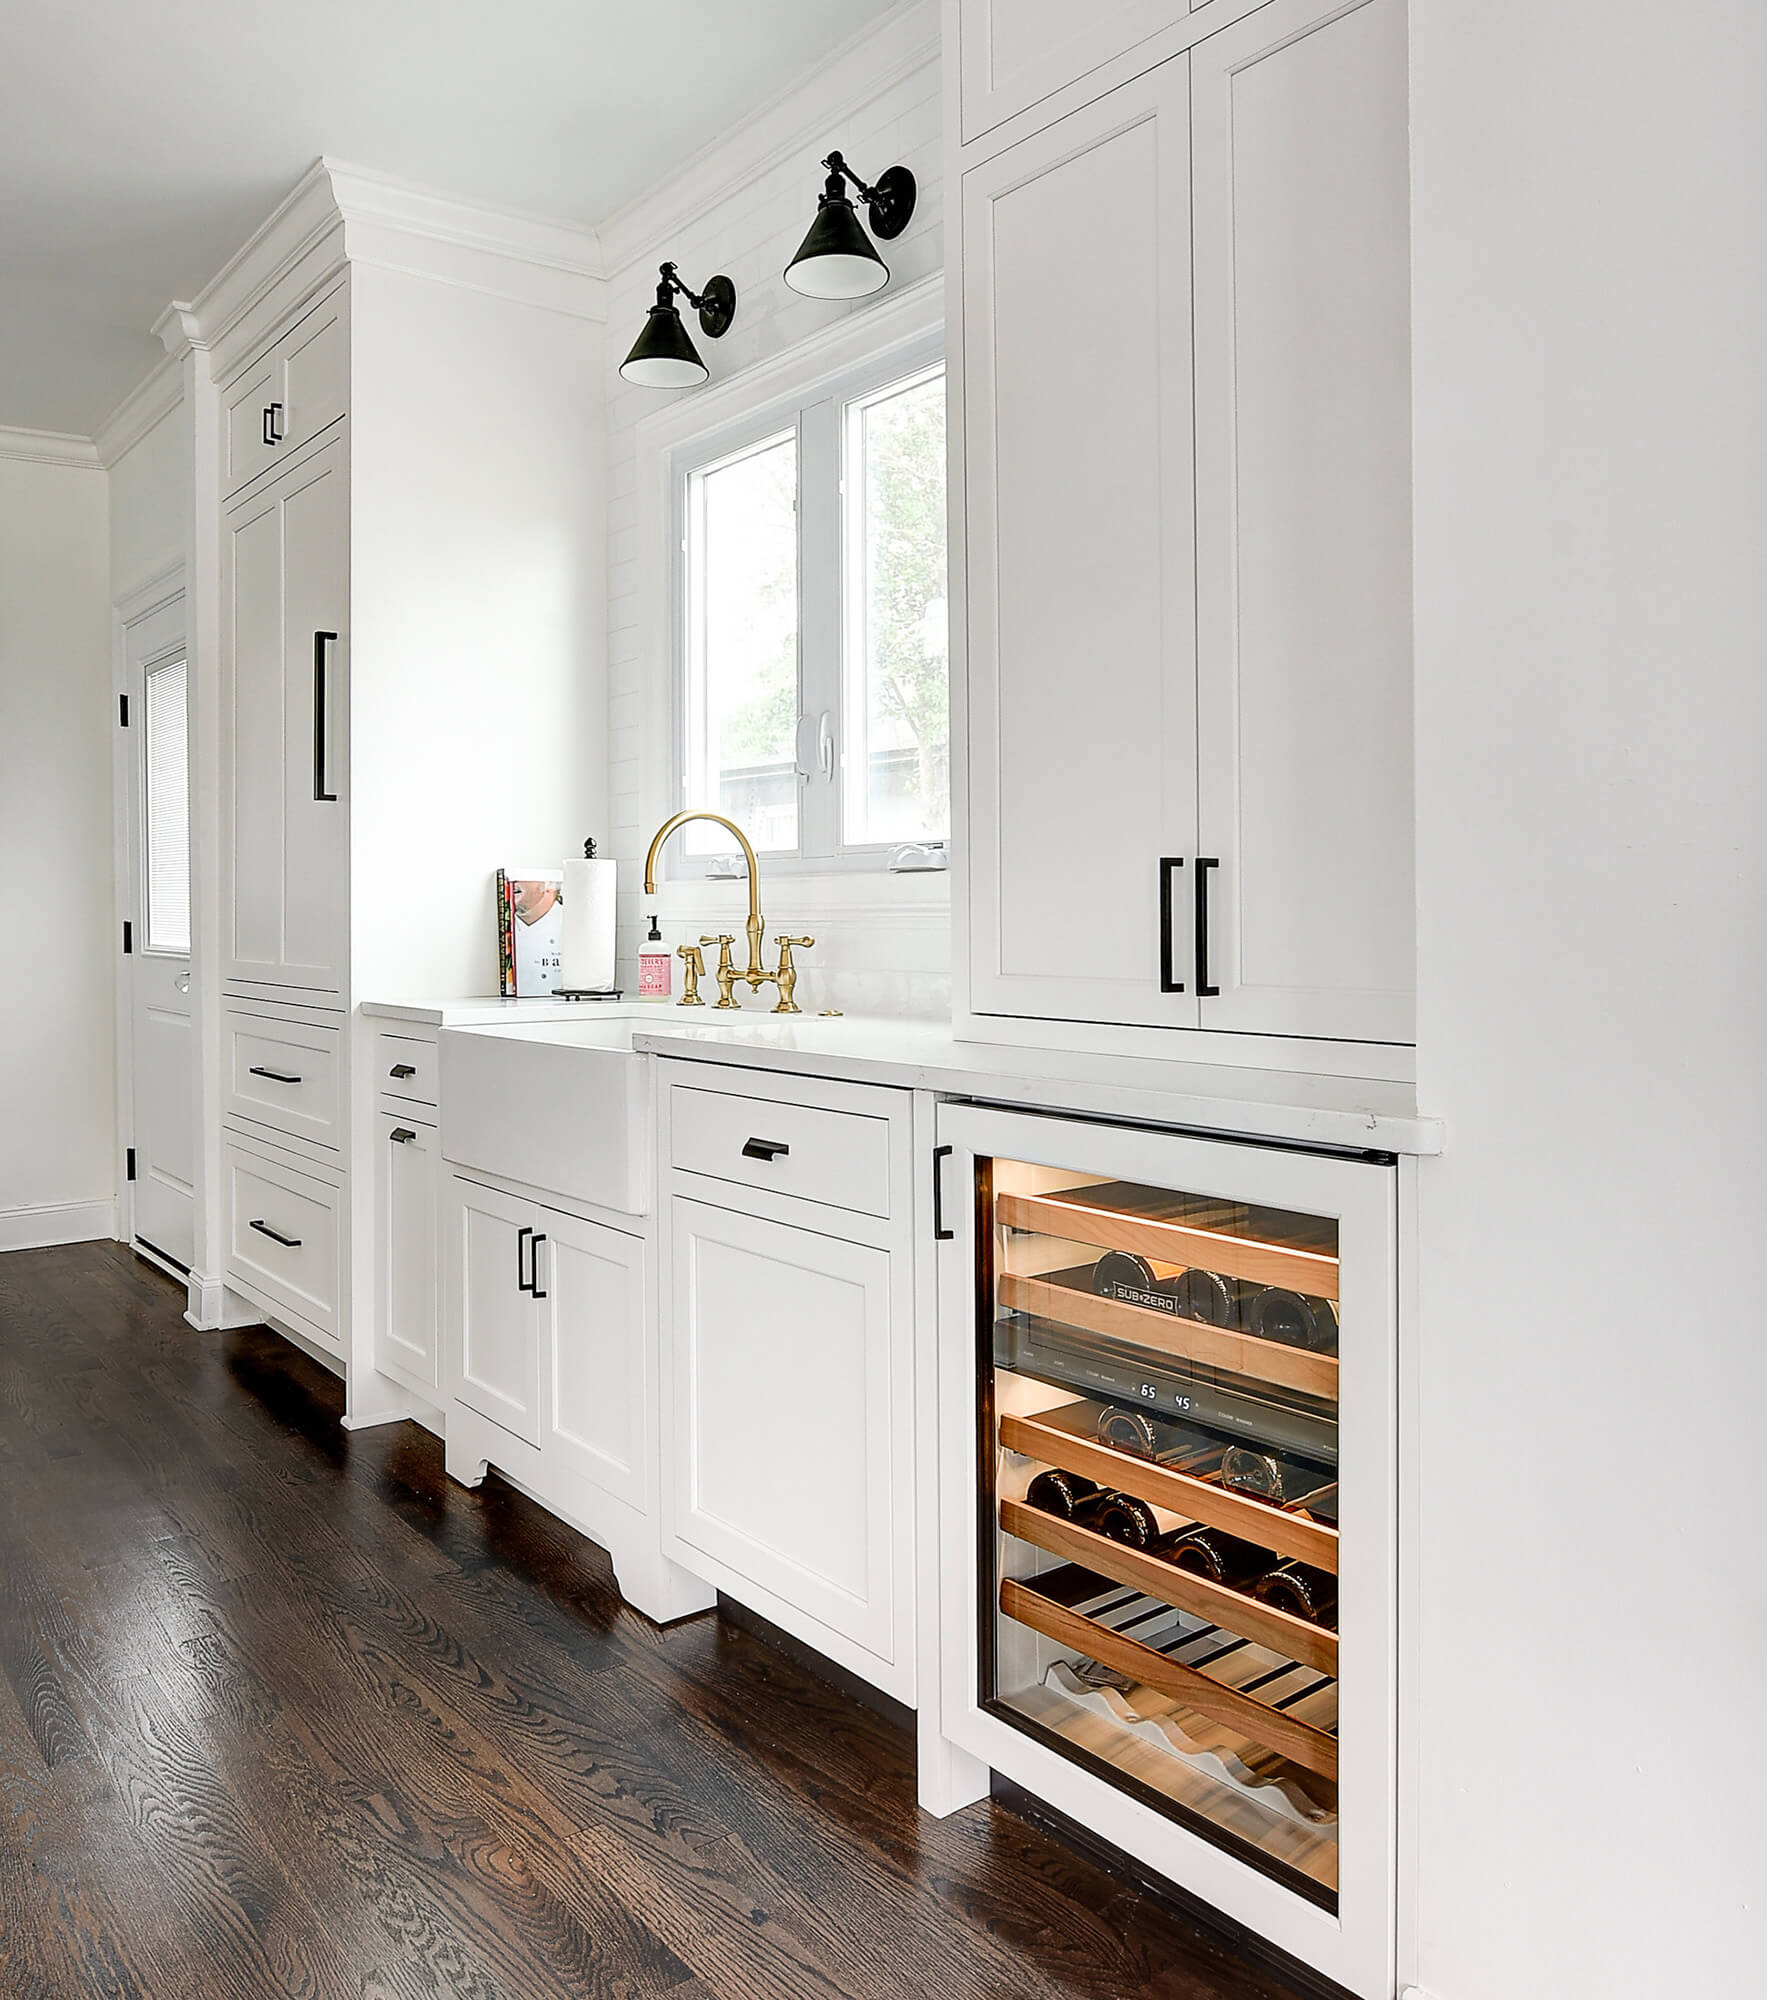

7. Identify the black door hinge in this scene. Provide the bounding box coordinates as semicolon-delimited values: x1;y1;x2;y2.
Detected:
126;1148;136;1182
122;920;132;954
119;693;129;726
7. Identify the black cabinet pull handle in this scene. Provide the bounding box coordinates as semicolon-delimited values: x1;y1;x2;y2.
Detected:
262;402;284;445
389;1127;417;1145
1158;856;1186;993
932;1144;954;1241
1196;856;1220;998
516;1224;534;1293
249;1219;301;1249
388;1062;418;1079
530;1233;548;1301
741;1137;789;1162
248;1065;303;1084
313;630;338;802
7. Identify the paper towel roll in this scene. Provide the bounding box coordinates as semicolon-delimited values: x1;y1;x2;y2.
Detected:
560;856;617;992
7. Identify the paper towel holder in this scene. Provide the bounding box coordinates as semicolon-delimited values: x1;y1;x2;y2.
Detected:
556;836;624;1000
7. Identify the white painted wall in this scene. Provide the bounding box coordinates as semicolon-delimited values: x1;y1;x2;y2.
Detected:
108;399;187;602
1408;5;1767;1994
601;0;947;1013
0;455;116;1243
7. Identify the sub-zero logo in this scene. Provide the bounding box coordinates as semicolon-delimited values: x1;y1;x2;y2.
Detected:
1109;1282;1178;1316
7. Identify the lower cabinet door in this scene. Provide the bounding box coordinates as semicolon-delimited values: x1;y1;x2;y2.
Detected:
536;1209;647;1512
665;1195;903;1674
376;1113;438;1390
446;1175;540;1444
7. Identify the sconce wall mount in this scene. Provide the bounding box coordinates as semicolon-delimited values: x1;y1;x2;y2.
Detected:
620;261;737;388
784;151;918;300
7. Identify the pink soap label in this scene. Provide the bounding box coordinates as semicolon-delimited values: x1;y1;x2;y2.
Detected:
638;950;671;997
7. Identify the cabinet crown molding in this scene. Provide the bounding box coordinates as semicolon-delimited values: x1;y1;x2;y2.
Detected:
159;157;610;382
0;424;101;470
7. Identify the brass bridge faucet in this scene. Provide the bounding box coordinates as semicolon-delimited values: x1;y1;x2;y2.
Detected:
642;811;814;1013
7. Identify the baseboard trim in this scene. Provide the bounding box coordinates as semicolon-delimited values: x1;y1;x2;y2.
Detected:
0;1199;118;1253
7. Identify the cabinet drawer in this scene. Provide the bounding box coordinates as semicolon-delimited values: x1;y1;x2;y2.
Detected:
374;1030;439;1108
223;1138;343;1347
669;1082;892;1219
224;1006;343;1150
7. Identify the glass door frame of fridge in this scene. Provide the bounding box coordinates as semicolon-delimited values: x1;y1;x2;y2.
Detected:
933;1102;1398;2000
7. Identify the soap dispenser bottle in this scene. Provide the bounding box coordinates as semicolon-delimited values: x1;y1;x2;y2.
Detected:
638;914;673;1002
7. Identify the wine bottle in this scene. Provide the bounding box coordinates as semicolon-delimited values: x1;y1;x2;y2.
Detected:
1095;1406;1161;1457
1090;1250;1183;1305
1024;1468;1100;1519
1165;1267;1261;1328
1085;1490;1162;1549
1252;1561;1339;1627
1159;1526;1272;1588
1220;1445;1335;1509
1247;1288;1340;1352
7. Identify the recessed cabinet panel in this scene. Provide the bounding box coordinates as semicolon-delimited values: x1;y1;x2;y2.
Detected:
225;494;285;980
960;0;1181;143
377;1116;439;1391
1192;0;1414;1043
279;444;349;993
453;1177;540;1445
964;70;1198;1028
544;1213;645;1510
669;1197;895;1659
280;293;347;460
224;357;282;499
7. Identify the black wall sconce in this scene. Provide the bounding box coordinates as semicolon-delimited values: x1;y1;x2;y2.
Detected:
783;151;917;300
619;261;737;388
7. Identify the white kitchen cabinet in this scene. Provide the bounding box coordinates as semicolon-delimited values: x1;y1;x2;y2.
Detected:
956;0;1180;142
955;0;1415;1054
1190;0;1414;1043
962;63;1199;1031
658;1062;917;1702
222;283;347;498
539;1208;646;1514
447;1174;542;1445
375;1113;439;1393
220;431;349;1001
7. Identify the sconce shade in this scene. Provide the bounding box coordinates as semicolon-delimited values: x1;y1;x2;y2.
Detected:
620;302;708;388
784;193;889;299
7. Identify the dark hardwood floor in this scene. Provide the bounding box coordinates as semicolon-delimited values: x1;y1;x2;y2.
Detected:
0;1242;1305;2000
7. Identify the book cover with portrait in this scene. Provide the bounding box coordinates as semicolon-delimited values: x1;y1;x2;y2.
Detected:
495;868;566;996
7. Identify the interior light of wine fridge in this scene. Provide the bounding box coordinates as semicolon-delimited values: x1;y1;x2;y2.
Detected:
982;1159;1344;1907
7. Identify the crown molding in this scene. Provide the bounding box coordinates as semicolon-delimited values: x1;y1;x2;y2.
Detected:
93;351;183;467
596;0;941;280
154;300;207;359
0;425;101;470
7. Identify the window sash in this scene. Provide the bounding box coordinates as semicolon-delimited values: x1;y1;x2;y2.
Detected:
669;329;945;877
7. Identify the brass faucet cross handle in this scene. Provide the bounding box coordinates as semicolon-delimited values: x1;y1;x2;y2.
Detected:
771;936;815;1015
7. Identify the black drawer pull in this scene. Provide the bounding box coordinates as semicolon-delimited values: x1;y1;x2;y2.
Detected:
1195;856;1220;998
249;1219;301;1249
517;1225;534;1293
530;1233;548;1300
262;401;284;445
388;1062;418;1079
1158;856;1186;993
932;1144;954;1241
313;631;338;803
389;1127;417;1145
248;1066;303;1084
742;1137;790;1162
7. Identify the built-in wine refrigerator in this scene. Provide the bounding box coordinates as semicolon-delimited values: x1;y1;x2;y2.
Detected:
933;1106;1398;1998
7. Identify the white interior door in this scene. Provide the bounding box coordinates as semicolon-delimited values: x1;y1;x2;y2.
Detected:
124;598;195;1270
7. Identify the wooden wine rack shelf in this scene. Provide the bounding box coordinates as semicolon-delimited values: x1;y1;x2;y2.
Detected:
999;1406;1339;1573
998;1271;1339;1403
996;1189;1339;1302
1000;1578;1340;1783
999;1499;1339;1674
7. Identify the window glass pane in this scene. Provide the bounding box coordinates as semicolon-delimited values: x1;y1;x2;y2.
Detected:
144;657;190;954
685;431;799;856
844;369;948;847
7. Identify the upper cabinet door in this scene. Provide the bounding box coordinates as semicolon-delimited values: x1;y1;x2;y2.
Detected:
962;66;1200;1029
1191;0;1415;1045
278;438;350;995
223;355;284;499
220;285;348;499
958;0;1185;144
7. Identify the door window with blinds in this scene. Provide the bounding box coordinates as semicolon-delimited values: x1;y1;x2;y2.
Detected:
142;656;191;953
674;338;947;869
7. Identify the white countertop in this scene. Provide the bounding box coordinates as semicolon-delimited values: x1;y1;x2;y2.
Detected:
367;997;1442;1154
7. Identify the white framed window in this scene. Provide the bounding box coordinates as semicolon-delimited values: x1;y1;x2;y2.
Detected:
667;318;947;874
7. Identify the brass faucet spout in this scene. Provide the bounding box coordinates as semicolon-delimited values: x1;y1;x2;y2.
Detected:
642;810;766;983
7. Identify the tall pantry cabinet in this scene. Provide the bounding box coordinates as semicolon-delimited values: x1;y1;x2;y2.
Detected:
950;0;1415;1061
201;168;607;1413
